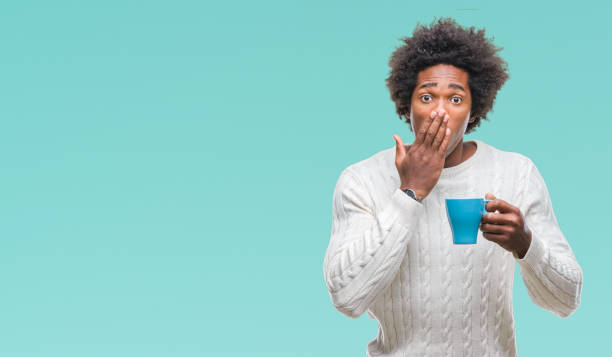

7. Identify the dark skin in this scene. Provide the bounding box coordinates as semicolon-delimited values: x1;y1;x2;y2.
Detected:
481;192;532;259
393;64;531;258
408;63;477;167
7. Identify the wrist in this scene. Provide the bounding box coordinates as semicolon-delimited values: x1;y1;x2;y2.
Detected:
400;185;426;199
516;230;533;259
400;186;425;202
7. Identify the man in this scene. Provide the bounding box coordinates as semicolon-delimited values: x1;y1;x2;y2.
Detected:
322;17;582;356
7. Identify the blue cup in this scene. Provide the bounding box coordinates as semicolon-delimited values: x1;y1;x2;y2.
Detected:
445;198;493;244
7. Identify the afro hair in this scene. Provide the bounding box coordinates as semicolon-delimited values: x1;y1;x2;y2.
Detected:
385;17;510;134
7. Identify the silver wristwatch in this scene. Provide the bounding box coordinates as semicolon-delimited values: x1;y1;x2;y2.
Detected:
401;188;422;203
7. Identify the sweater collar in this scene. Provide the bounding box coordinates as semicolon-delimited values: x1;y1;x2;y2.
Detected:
439;139;486;179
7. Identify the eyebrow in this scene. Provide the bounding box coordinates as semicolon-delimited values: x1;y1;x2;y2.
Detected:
418;82;466;92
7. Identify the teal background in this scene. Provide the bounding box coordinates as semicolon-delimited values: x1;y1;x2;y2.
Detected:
0;1;607;356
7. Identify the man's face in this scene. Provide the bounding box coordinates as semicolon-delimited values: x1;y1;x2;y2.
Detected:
409;63;473;157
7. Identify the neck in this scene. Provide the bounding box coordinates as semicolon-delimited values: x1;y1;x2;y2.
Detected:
444;140;471;168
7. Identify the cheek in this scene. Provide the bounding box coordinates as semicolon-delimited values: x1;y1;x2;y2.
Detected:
449;111;471;135
447;121;461;139
444;121;466;152
460;111;471;132
409;110;420;133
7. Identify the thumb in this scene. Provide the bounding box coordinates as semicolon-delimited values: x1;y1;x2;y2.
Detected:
393;135;406;160
485;192;497;199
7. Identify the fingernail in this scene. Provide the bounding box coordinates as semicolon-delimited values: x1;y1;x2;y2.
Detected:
430;111;436;119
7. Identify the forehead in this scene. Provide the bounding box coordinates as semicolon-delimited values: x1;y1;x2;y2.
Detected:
416;64;469;85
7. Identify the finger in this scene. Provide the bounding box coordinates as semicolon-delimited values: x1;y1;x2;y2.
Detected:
437;123;452;155
481;212;516;226
480;222;512;234
424;110;443;146
414;110;437;145
393;135;406;162
486;198;519;214
482;232;506;244
432;113;449;149
484;193;496;212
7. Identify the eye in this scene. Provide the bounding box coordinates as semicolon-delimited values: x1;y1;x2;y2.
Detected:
451;96;462;104
420;95;432;102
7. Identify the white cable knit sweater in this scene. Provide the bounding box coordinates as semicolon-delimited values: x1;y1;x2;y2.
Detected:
322;139;583;357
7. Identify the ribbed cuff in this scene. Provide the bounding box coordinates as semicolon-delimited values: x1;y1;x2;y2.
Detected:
390;188;425;228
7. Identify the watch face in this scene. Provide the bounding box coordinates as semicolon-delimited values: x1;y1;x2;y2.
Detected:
402;189;420;202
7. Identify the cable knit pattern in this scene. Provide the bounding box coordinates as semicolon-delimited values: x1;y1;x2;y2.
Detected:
489;156;511;357
505;281;516;354
344;224;410;310
495;253;510;357
322;139;583;357
438;186;453;356
399;258;412;344
480;240;494;354
479;151;502;357
420;204;433;353
462;244;475;355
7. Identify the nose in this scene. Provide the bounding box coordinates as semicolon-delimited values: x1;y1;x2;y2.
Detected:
436;100;449;117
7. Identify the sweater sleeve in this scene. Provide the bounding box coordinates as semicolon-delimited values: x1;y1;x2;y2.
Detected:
514;158;583;318
323;168;425;318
